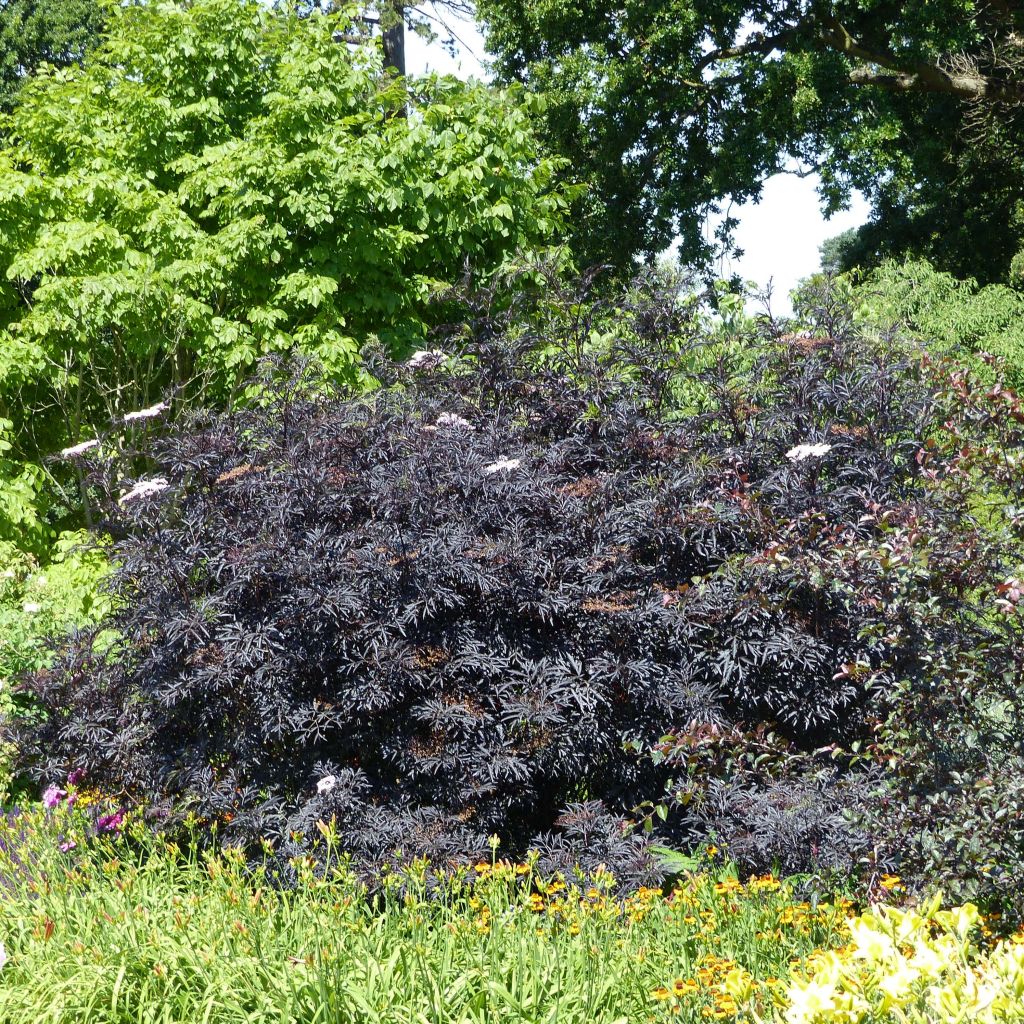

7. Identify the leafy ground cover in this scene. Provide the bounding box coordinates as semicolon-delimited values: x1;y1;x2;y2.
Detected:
0;804;852;1023
3;801;1024;1024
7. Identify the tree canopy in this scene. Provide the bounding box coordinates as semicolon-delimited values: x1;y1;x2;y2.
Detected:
0;0;105;112
0;0;571;468
477;0;1024;280
0;0;573;546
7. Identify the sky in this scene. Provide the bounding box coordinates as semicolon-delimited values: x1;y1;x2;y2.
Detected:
404;6;869;314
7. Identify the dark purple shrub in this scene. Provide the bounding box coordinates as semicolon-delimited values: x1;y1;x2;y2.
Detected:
15;274;1021;889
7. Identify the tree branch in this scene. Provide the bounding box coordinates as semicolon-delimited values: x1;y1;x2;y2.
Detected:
691;10;1024;104
849;65;1024;101
692;28;802;78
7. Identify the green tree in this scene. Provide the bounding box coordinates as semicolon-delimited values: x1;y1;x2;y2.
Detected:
0;0;105;112
477;0;1024;279
0;0;571;531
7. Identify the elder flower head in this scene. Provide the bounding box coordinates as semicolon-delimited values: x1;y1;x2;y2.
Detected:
317;774;337;796
60;438;100;458
119;477;169;504
436;412;475;431
483;458;522;476
786;442;832;463
123;402;168;423
406;349;446;371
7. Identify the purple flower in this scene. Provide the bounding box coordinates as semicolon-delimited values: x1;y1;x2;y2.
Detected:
96;810;124;834
42;786;67;810
67;768;86;787
59;840;77;853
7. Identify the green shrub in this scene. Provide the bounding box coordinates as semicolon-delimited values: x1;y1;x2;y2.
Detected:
0;0;573;538
851;259;1024;385
0;531;109;800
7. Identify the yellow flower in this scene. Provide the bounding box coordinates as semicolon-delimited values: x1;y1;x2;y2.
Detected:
877;962;920;1009
652;987;672;1001
935;903;981;941
847;917;898;963
784;977;839;1024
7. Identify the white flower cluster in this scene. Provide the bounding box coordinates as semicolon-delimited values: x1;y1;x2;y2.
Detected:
124;402;168;423
317;774;337;795
119;477;170;504
60;438;101;459
483;458;522;476
406;349;447;371
785;442;832;463
436;412;475;431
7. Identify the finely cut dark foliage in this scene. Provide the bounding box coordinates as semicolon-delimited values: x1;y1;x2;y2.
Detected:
17;275;1017;883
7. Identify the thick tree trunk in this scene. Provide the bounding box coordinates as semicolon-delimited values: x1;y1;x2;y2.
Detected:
382;4;405;75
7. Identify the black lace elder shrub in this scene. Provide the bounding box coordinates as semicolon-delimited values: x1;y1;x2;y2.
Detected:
15;277;942;874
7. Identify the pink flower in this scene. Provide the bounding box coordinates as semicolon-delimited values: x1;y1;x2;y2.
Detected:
59;840;77;853
42;785;67;809
96;810;125;834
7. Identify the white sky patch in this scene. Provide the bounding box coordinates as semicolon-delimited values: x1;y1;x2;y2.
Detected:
711;175;870;315
405;3;486;78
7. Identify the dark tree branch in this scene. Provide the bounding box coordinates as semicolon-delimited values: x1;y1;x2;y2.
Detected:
692;28;802;77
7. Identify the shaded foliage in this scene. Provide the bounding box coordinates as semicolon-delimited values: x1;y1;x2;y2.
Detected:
478;0;1024;281
0;0;105;113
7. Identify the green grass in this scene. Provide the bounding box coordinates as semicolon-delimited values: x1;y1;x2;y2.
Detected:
0;811;853;1023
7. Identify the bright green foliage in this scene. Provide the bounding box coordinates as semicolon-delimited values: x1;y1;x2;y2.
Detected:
477;0;1024;279
0;416;46;543
852;260;1024;385
0;0;105;113
0;530;109;799
0;0;571;478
